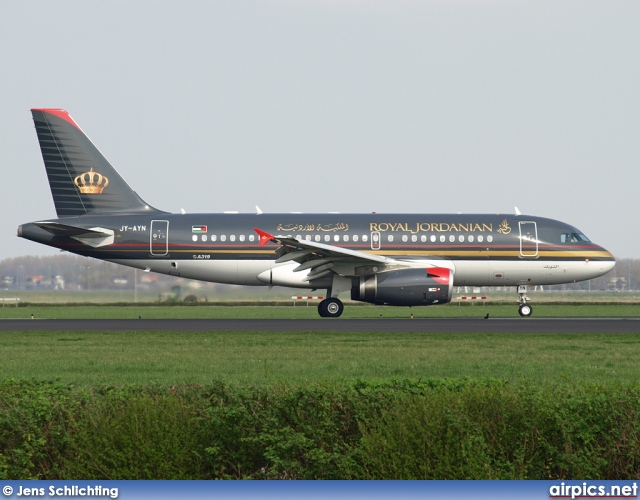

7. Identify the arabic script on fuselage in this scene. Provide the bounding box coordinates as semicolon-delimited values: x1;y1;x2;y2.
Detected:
276;223;349;232
276;221;498;234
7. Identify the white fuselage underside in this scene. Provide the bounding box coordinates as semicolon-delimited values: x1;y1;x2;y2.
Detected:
110;258;615;290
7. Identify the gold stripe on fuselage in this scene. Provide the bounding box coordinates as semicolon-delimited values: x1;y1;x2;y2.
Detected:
161;248;614;260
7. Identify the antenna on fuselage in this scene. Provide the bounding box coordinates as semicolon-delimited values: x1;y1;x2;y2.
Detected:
514;207;522;216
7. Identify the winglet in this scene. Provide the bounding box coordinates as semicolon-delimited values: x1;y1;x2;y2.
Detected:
254;228;276;246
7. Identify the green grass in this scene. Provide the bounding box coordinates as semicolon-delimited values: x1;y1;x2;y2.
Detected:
1;303;639;387
1;330;639;387
2;302;640;319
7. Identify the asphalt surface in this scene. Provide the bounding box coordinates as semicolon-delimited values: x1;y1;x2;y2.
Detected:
0;318;639;333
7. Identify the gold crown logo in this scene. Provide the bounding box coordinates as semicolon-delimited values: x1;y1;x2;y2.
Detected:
74;168;109;194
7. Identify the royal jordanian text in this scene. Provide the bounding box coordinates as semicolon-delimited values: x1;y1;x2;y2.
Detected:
14;485;118;498
370;222;494;233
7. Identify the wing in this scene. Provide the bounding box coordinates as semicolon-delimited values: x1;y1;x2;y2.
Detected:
254;228;409;281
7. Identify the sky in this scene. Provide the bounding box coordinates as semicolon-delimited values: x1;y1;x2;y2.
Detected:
1;0;639;258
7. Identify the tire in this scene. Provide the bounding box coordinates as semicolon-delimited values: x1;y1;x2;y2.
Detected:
518;304;533;317
318;300;328;317
318;298;344;318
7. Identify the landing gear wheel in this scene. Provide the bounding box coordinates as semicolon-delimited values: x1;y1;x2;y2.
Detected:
518;304;533;317
516;285;533;318
318;298;344;318
318;301;327;317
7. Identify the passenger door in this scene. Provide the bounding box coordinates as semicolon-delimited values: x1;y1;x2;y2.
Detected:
519;221;538;257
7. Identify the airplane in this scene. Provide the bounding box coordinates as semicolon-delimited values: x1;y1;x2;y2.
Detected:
17;108;616;317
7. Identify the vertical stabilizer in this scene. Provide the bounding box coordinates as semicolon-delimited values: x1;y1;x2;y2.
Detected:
31;109;162;217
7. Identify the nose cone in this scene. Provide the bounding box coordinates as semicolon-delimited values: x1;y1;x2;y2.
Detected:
590;247;616;278
601;255;616;274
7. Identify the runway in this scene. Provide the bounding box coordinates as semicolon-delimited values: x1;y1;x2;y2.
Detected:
0;318;639;333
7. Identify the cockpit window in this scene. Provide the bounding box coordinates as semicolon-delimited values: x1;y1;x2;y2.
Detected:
561;233;590;243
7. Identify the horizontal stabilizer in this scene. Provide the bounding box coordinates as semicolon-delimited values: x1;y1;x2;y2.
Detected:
33;222;115;248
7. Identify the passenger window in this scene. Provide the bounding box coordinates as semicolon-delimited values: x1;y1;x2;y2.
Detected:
325;235;330;242
468;235;474;242
343;235;349;242
248;235;253;242
430;235;436;243
334;235;340;242
478;235;483;243
230;235;236;242
449;235;455;242
458;235;464;242
192;235;198;242
315;235;320;242
362;235;368;242
239;235;245;242
388;235;394;242
353;235;359;242
202;235;208;242
440;235;445;242
221;235;226;242
402;235;408;242
487;235;493;243
212;235;217;242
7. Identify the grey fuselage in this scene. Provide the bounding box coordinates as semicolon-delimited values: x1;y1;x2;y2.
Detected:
18;212;616;290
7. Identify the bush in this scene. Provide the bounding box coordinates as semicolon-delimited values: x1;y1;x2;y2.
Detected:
60;387;208;479
1;379;639;479
356;384;640;479
0;379;77;479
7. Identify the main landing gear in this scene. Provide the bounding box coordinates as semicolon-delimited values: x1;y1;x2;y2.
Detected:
318;276;350;318
517;285;533;317
318;297;344;318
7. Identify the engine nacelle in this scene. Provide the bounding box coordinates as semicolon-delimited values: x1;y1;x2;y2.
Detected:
350;267;454;306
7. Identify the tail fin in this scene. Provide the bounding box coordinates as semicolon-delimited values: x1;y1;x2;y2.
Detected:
31;109;164;217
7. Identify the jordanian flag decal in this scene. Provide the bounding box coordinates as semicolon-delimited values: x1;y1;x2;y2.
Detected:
192;226;207;233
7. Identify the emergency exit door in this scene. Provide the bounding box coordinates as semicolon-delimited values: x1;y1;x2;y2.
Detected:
150;220;169;256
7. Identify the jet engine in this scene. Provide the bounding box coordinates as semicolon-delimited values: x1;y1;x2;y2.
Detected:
350;267;454;306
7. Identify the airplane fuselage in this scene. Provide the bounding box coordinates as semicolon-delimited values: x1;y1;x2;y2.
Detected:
18;212;615;290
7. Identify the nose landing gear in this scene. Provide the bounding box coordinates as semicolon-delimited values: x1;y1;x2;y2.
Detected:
517;285;533;317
